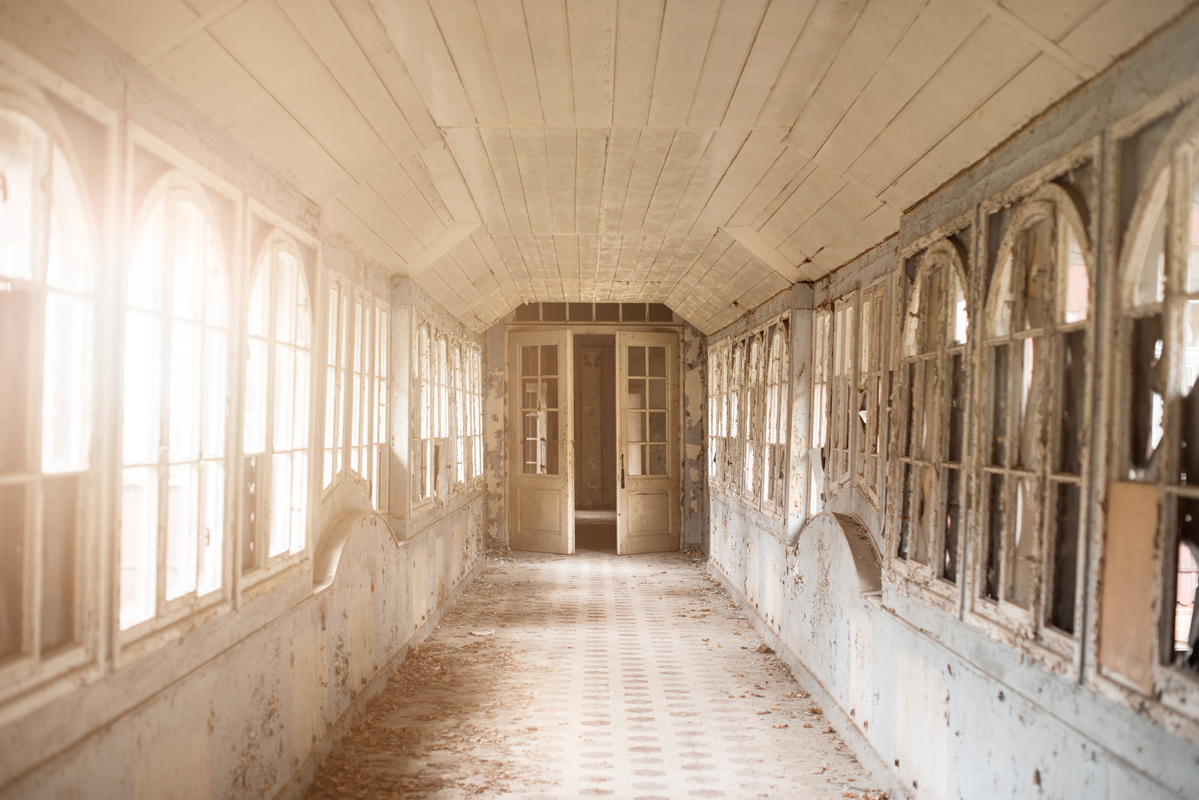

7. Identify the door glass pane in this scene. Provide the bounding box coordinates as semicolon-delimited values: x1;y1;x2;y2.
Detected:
628;379;646;410
522;345;537;376
629;444;645;476
628;346;646;376
649;444;667;475
628;411;645;442
545;410;559;475
541;344;557;376
648;411;666;442
648;378;666;410
648;346;666;377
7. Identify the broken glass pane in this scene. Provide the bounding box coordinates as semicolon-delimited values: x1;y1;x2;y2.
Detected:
1062;226;1089;323
943;467;961;584
1008;476;1039;608
985;473;1004;601
1018;218;1052;331
991;344;1009;467
1129;314;1165;477
1050;481;1081;634
1058;330;1086;476
1133;181;1167;307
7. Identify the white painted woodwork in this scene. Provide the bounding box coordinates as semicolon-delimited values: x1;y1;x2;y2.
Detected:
63;0;1180;333
509;330;574;555
616;331;680;555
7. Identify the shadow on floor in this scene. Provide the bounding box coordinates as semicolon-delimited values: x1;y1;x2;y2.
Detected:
574;522;616;552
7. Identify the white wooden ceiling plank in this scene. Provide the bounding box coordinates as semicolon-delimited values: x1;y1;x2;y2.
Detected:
619;129;674;234
545;131;577;234
492;234;535;299
1059;0;1188;74
449;235;505;311
636;233;684;302
776;225;818;265
881;54;1077;209
276;0;423;162
664;231;734;309
568;0;617;127
400;153;455;227
599;129;641;233
524;0;575;127
999;0;1105;42
847;17;1040;197
689;253;759;329
578;234;600;301
597;234;622;302
151;32;354;201
367;0;476;126
418;139;482;223
658;234;710;290
402;221;481;273
611;234;641;301
368;163;447;247
414;265;473;322
612;0;665;127
850;203;901;248
666;129;749;237
575;129;609;235
481;129;533;234
337;183;426;261
536;235;565;302
784;0;927;159
721;226;800;283
554;235;581;302
641;130;712;235
811;0;987;177
514;234;550;295
511;130;555;232
427;0;509;124
722;0;816;125
729;149;813;229
208;0;393;184
472;231;527;305
798;181;881;247
686;0;770;127
756;0;867;128
695;128;788;231
424;251;487;310
758;164;845;248
444;128;510;232
474;0;543;125
324;198;406;272
620;236;662;302
334;0;442;148
64;0;198;62
646;0;721;127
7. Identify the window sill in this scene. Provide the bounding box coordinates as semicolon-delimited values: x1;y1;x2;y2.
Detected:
964;600;1078;679
0;644;98;726
116;595;233;669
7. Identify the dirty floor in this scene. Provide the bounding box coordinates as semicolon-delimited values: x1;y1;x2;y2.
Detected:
303;550;884;799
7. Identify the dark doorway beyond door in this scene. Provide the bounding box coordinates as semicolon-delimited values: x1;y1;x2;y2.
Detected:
574;335;616;551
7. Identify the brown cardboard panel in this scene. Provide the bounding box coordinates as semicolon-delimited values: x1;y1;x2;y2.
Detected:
1099;481;1161;693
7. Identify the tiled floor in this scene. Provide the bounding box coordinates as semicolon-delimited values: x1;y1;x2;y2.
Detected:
304;550;883;799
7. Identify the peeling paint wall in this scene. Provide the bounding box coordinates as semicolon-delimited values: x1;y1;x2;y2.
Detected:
707;8;1199;799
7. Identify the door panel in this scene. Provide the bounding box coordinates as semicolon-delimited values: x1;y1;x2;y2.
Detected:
509;330;573;553
617;332;679;555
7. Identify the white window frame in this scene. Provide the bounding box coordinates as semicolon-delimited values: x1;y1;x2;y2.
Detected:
322;276;349;491
809;307;831;515
856;280;888;510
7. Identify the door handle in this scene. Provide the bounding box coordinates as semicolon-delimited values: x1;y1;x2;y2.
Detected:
620;454;625;488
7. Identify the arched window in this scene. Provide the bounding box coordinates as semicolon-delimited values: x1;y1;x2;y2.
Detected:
763;318;790;514
809;307;831;515
727;340;744;485
743;332;764;497
0;109;94;664
120;180;229;630
892;240;968;591
244;234;311;572
978;186;1091;640
1116;113;1199;673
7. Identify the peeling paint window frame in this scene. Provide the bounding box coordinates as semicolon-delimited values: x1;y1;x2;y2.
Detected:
322;277;348;492
971;185;1093;660
707;340;728;490
810;307;832;516
856;280;888;511
412;312;479;508
888;239;969;606
371;301;390;512
828;296;857;490
763;316;791;517
0;108;99;696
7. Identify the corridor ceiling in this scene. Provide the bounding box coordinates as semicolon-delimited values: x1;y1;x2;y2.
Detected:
65;0;1185;332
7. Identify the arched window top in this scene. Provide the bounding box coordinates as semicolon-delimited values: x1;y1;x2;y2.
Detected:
986;185;1091;339
129;177;228;328
249;229;312;349
902;238;968;359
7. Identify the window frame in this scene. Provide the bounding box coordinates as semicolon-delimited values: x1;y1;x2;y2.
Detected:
888;239;970;611
967;185;1094;670
809;307;832;516
0;105;101;702
856;280;888;510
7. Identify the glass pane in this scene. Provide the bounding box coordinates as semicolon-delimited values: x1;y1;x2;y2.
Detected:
919;357;939;461
648;346;666;377
948;353;965;463
542;302;565;321
270;452;290;556
628;379;646;410
544;378;558;409
649;444;667;475
595;303;620;322
203;230;226;328
1018;217;1052;331
522;345;537;376
1016;336;1046;471
628;346;646;377
1174;501;1199;661
169;322;201;463
294;348;310;450
120;466;158;629
648;411;666;442
241;455;259;573
1051;481;1081;633
48;150;89;293
1058;330;1086;475
1063;227;1089;323
943;468;961;584
291;450;307;553
910;466;932;564
897;463;912;559
568;302;592;321
1129;314;1165;477
629;444;645;476
166;462;199;600
248;263;269;338
628;411;645;443
0;290;31;472
1008;476;1038;608
648;378;666;410
201;329;226;459
1133;184;1166;307
545;410;559;475
245;338;267;455
623;303;646;322
985;473;1004;600
123;312;160;466
990;344;1009;467
198;460;223;595
0;112;36;282
42;292;91;472
41;475;78;652
276;250;298;345
172;201;203;321
0;483;25;658
951;269;968;345
991;256;1013;338
541;344;558;376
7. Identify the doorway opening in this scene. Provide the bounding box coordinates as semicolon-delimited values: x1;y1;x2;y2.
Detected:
573;335;617;552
